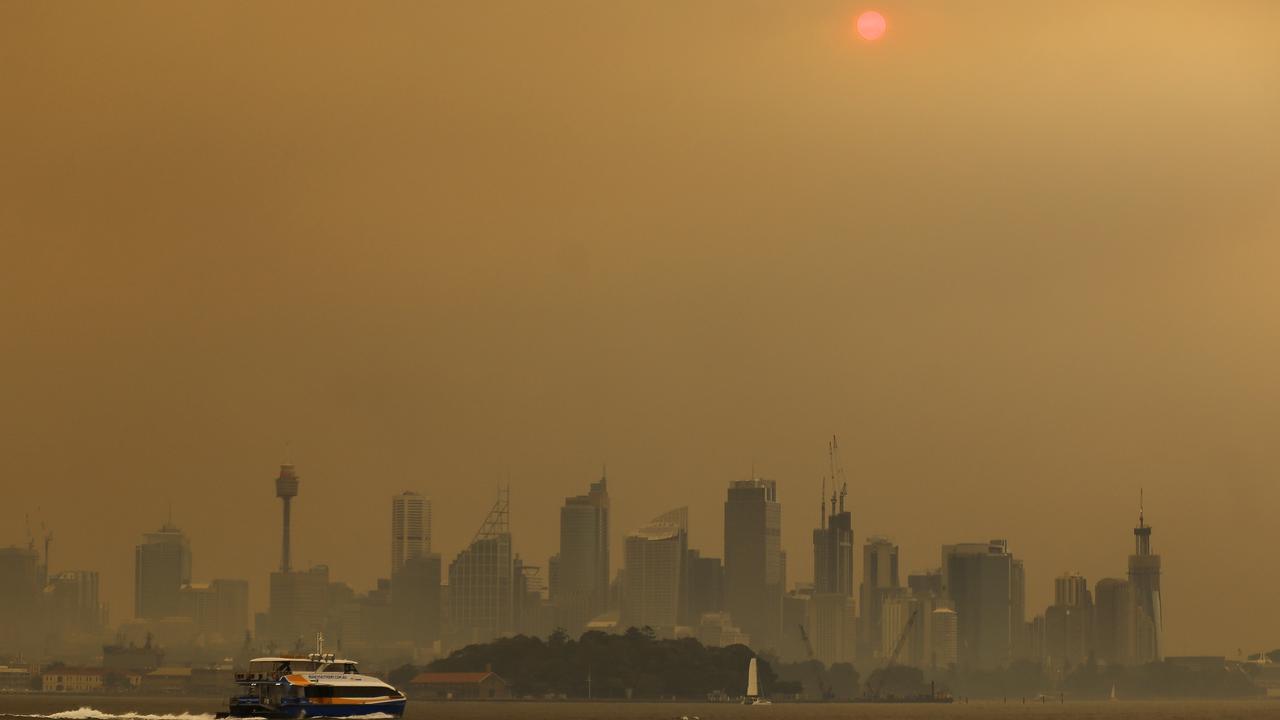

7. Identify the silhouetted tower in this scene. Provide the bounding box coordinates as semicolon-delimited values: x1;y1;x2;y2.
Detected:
1128;489;1163;661
275;464;300;573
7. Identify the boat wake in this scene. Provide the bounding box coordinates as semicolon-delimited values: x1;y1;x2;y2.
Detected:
21;707;394;712
21;708;218;720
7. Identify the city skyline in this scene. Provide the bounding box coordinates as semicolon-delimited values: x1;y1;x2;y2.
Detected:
5;0;1280;664
4;459;1179;655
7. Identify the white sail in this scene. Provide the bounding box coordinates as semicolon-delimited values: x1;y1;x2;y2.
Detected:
746;657;759;698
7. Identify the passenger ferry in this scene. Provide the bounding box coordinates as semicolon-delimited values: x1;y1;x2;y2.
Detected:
220;638;406;718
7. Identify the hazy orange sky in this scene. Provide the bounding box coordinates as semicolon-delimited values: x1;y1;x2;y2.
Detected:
3;1;1279;657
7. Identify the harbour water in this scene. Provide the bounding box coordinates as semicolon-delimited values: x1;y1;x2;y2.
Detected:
0;696;1276;720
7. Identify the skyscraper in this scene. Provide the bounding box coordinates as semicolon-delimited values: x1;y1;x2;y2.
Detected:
943;540;1014;670
810;480;856;665
1128;493;1163;662
0;546;43;655
813;485;854;595
45;570;104;638
265;564;329;647
622;507;688;633
134;522;191;619
724;478;783;651
859;536;900;662
447;490;513;648
684;549;724;624
392;491;432;575
553;473;610;634
392;553;442;649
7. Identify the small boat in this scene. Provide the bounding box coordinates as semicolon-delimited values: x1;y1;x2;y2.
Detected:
219;636;406;718
742;657;771;706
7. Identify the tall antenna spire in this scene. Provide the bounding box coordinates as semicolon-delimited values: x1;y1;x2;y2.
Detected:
821;475;826;530
1139;487;1145;528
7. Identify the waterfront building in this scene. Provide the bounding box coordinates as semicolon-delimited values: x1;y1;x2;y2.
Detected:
724;478;783;652
392;491;432;575
134;522;191;620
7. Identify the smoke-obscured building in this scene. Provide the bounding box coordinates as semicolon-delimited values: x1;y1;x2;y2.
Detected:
1094;577;1136;666
392;492;432;575
447;492;513;648
859;536;899;662
622;508;687;634
1045;572;1092;669
943;540;1015;670
392;554;441;650
684;550;724;624
1128;498;1163;662
134;523;191;620
553;474;609;634
724;478;783;652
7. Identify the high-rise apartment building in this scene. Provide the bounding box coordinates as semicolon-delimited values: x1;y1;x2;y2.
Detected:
391;492;432;575
622;508;688;633
553;473;609;634
134;523;191;619
724;478;783;651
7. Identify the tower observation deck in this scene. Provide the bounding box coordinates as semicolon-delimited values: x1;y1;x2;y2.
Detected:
276;464;300;573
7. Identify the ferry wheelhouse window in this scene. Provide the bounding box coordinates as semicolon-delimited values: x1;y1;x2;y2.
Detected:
305;686;397;699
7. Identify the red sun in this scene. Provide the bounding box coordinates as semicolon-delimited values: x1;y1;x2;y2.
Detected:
856;11;887;41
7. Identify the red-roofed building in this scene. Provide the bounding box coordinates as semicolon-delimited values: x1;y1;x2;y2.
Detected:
409;671;509;700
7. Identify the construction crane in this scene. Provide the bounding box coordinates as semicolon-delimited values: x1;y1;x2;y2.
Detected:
866;608;919;700
797;625;834;701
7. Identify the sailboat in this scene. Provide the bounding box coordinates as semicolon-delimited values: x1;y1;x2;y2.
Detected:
743;657;771;705
1109;684;1117;702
